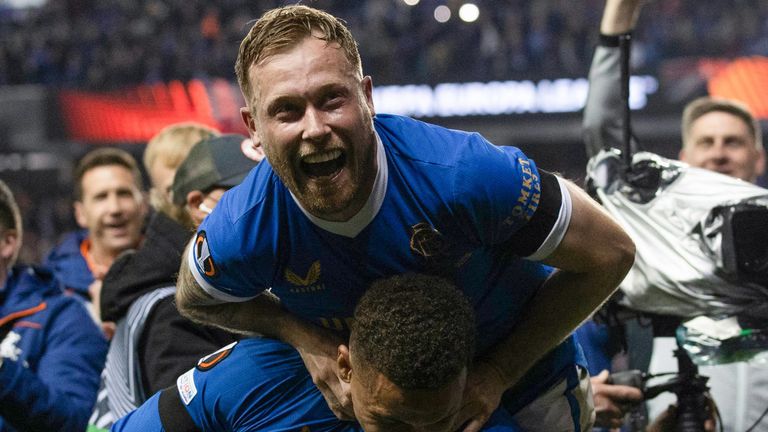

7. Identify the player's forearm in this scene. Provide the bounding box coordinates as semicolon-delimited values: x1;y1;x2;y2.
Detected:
176;257;331;345
177;264;284;337
478;267;625;388
483;182;635;387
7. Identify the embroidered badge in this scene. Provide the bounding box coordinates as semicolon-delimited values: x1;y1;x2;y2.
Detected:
196;341;238;371
177;369;198;405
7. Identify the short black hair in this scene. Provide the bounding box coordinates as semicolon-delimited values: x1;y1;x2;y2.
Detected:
350;273;475;390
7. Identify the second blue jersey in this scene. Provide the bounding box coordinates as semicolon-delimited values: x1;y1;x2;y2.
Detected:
112;338;524;431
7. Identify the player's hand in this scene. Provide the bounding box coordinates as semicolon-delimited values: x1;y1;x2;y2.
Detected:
294;328;355;420
86;278;115;339
454;359;507;432
591;370;644;429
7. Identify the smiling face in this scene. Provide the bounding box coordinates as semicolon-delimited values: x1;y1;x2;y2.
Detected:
680;110;765;182
75;164;146;263
241;36;377;222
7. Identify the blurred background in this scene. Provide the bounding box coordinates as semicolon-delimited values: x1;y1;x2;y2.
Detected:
1;0;767;263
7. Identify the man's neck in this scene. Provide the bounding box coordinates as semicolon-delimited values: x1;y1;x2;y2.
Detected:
81;239;115;279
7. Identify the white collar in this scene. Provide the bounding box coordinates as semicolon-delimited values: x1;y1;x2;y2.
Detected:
290;131;388;238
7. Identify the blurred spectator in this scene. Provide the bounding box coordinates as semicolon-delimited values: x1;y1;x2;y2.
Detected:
1;0;767;89
0;179;107;432
141;121;218;213
43;147;147;333
88;133;254;430
580;0;768;430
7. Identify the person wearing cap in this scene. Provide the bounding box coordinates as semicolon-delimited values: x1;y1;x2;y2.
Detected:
169;133;263;230
87;134;258;432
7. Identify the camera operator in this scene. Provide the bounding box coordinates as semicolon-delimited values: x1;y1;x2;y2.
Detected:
580;0;768;430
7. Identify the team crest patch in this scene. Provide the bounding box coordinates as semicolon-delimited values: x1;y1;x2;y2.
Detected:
409;222;449;258
196;341;237;371
177;369;197;405
194;231;217;277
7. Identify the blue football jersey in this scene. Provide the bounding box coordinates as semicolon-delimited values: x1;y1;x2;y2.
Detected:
188;114;584;412
112;338;359;431
112;338;522;432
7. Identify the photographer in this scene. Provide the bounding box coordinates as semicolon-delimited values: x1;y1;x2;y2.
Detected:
581;0;768;430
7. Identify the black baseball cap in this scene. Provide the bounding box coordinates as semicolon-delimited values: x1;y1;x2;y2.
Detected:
171;134;257;205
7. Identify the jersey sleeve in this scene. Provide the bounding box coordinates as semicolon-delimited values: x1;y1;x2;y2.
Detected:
452;135;571;260
187;200;265;302
176;339;340;431
110;392;166;432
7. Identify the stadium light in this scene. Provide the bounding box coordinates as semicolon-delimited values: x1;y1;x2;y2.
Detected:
434;5;451;23
458;3;480;23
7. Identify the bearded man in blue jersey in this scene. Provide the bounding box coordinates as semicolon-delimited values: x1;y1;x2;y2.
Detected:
176;5;635;431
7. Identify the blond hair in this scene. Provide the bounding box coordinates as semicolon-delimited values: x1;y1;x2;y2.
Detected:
143;122;219;211
0;180;21;267
681;97;762;149
143;122;219;184
235;5;362;106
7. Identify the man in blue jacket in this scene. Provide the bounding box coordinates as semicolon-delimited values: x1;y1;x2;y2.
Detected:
0;179;108;431
44;148;147;303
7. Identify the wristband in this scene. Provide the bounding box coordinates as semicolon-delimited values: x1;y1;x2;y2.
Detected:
599;32;632;48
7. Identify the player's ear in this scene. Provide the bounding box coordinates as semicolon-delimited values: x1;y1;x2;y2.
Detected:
361;76;375;117
337;344;352;383
0;228;19;263
185;190;204;213
74;201;87;228
240;107;259;139
754;146;766;178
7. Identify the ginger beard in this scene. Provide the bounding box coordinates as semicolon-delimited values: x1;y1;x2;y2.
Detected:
270;121;376;220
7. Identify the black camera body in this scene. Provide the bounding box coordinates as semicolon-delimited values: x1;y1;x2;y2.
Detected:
608;349;712;432
716;202;768;285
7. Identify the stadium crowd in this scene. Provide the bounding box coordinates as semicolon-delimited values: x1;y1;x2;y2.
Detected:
1;0;768;89
1;1;767;431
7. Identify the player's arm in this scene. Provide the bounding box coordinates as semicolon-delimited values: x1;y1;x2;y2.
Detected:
458;176;635;432
175;245;353;419
582;0;644;158
497;179;635;374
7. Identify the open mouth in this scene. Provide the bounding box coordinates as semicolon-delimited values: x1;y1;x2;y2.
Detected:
300;149;346;178
104;222;129;236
